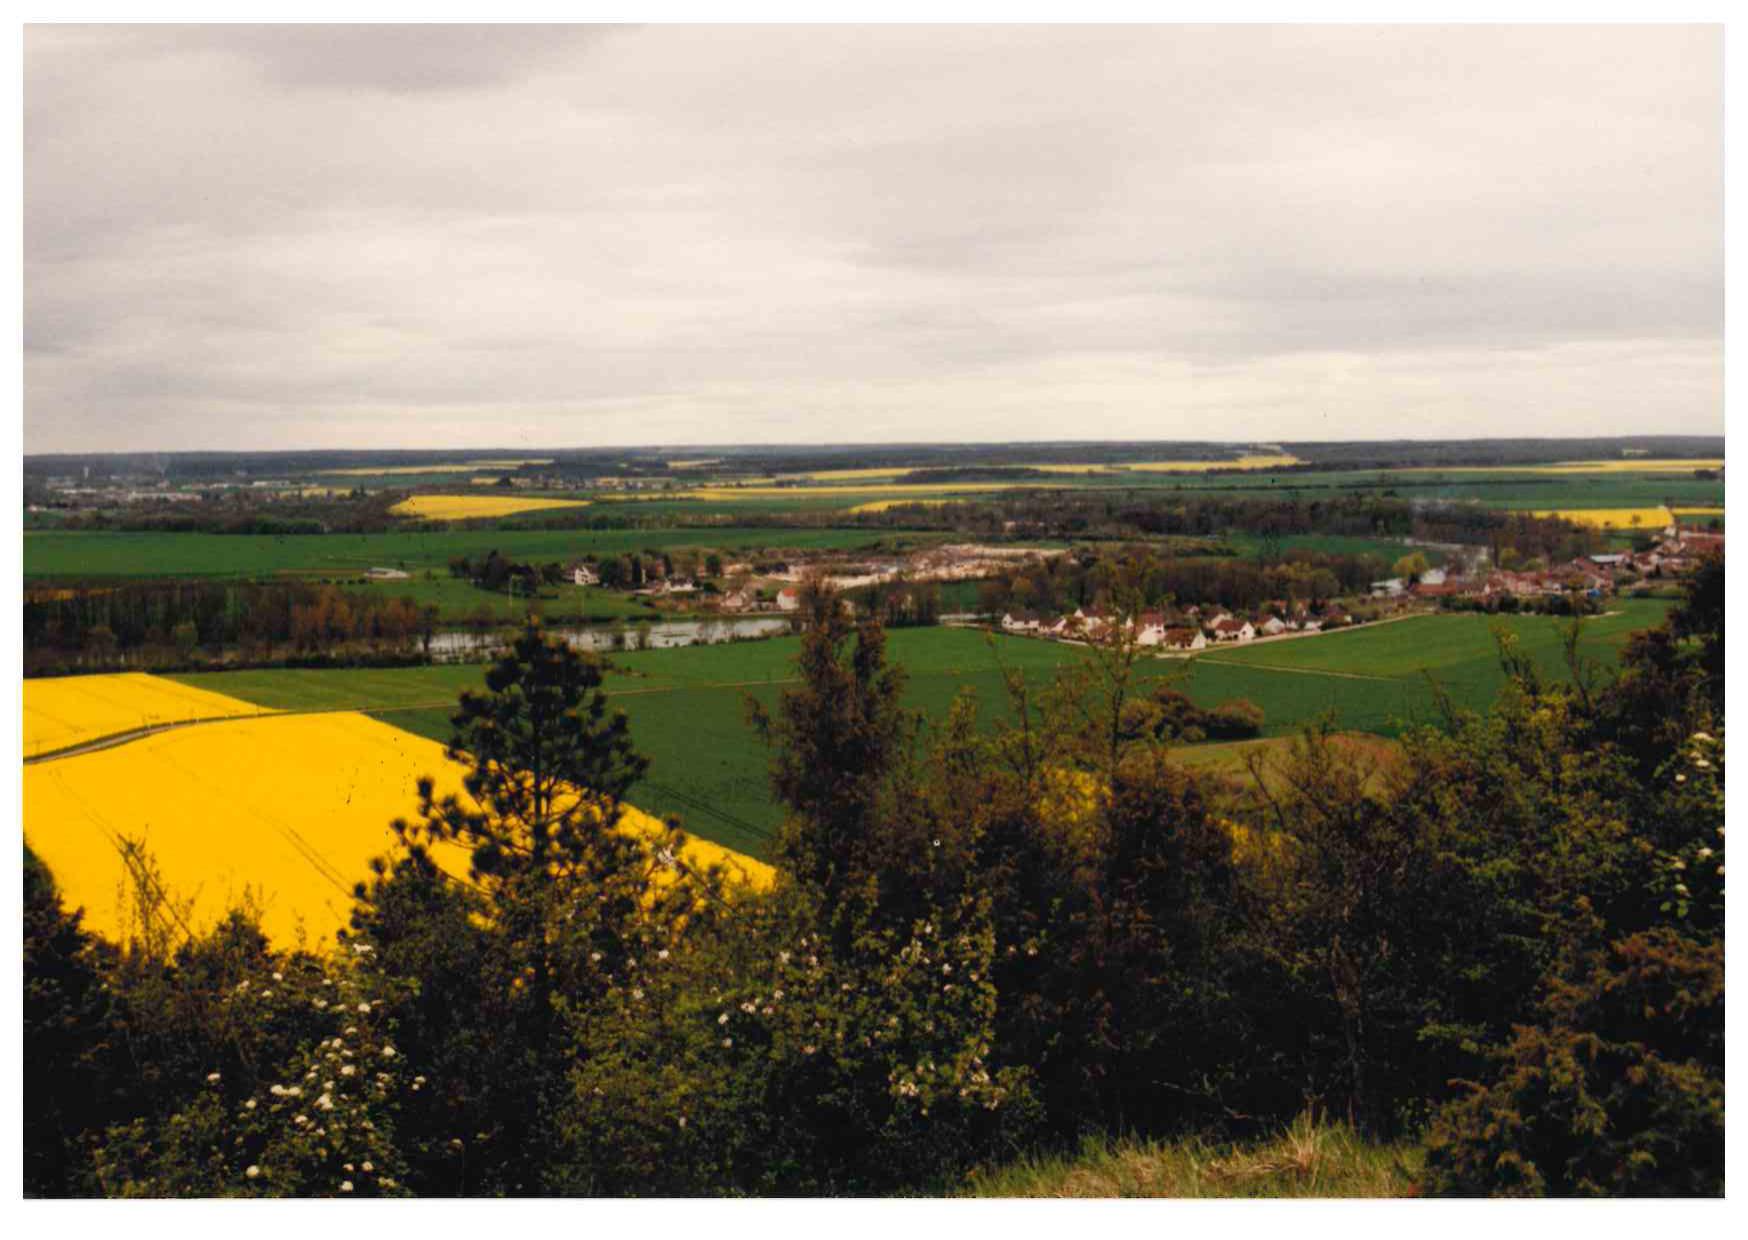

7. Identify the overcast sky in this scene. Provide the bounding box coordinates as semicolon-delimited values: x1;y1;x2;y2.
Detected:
24;24;1723;454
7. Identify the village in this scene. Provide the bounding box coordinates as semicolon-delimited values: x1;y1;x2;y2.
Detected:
553;542;1066;616
995;522;1724;652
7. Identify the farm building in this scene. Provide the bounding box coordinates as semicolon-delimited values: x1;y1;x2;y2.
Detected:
1135;612;1169;646
1001;610;1045;634
570;563;600;586
1212;618;1255;643
1678;528;1725;555
1162;627;1207;651
1258;616;1289;636
775;587;801;612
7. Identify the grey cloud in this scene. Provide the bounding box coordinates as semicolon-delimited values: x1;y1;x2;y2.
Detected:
23;24;1722;452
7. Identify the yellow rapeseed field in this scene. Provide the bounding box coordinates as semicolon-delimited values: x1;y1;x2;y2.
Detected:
324;459;554;476
1530;506;1677;529
674;482;1060;501
24;711;773;948
391;494;592;520
847;498;952;513
779;467;906;481
1400;459;1723;475
1122;454;1303;472
23;673;272;759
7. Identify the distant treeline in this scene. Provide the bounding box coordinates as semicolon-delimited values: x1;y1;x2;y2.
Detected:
23;581;441;674
975;542;1393;617
852;494;1598;561
38;492;405;536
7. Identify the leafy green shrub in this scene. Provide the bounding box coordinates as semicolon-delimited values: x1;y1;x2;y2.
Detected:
1423;929;1723;1197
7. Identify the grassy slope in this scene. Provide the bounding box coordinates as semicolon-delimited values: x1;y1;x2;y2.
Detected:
954;1113;1421;1198
171;602;1668;859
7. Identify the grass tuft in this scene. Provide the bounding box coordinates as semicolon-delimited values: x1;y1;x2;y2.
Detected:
955;1112;1422;1198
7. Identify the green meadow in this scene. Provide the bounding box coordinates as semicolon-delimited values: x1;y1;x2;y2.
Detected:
22;526;897;580
170;599;1669;858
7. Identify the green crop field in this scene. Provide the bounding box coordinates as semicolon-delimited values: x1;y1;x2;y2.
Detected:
167;601;1670;859
22;526;898;581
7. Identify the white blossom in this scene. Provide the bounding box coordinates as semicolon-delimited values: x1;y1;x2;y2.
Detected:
245;1165;261;1180
340;1181;354;1194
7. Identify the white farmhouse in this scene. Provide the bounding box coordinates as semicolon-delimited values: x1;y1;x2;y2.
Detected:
1163;627;1207;651
1212;618;1256;643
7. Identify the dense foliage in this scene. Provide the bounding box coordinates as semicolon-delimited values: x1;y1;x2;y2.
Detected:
23;561;1724;1197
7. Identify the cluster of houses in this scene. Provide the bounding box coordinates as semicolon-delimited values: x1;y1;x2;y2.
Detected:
1369;528;1723;604
1000;602;1354;650
570;559;805;614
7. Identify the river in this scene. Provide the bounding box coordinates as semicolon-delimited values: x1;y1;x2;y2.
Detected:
427;615;797;661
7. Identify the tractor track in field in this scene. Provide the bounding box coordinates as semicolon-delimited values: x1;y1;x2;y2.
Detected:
1190;658;1401;683
23;700;461;766
22;671;818;768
